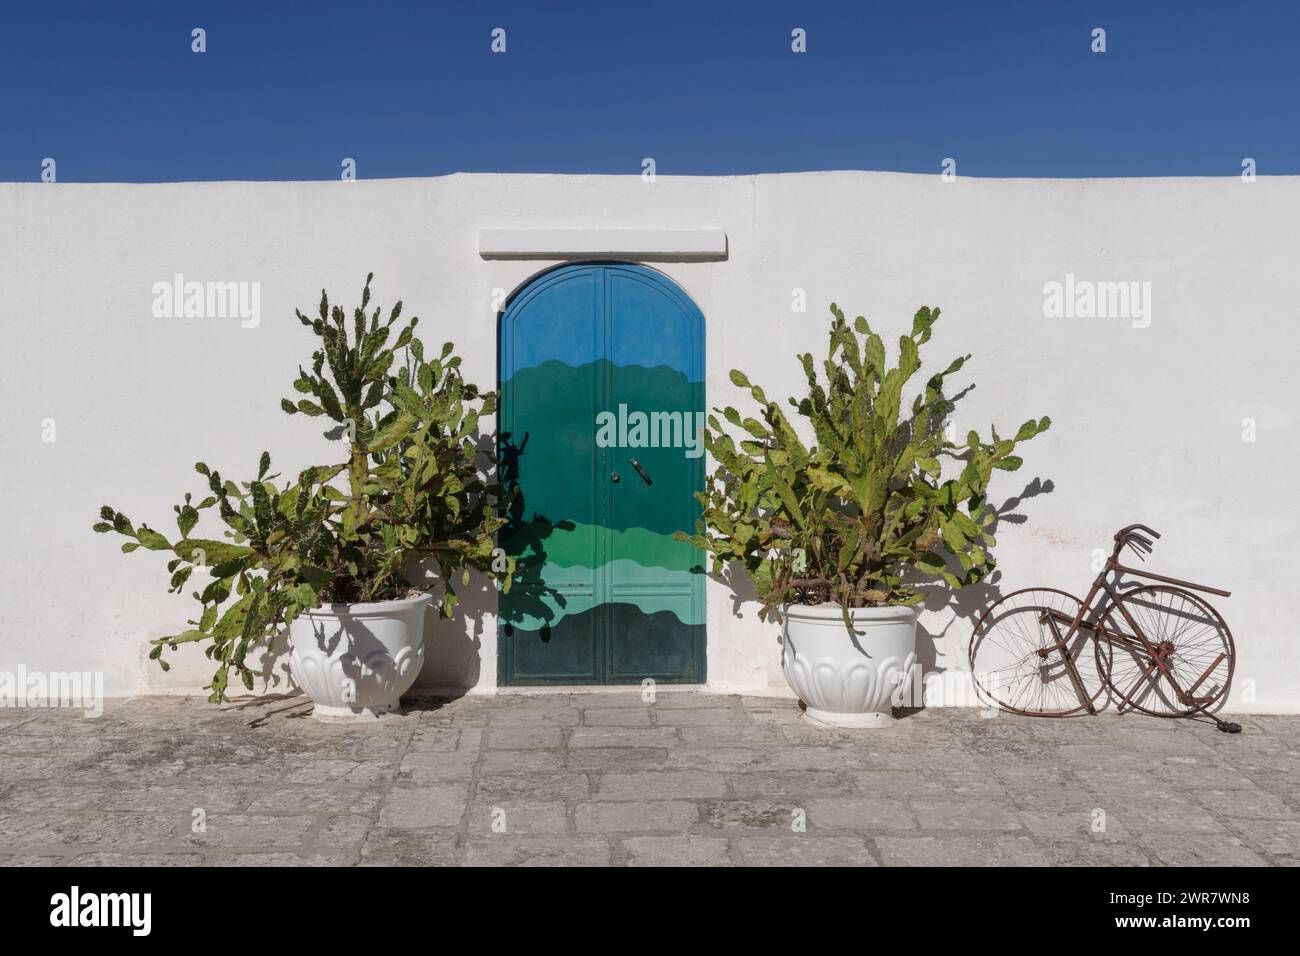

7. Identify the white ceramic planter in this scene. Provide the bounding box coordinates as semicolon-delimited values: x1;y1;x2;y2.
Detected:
288;593;431;720
781;603;919;728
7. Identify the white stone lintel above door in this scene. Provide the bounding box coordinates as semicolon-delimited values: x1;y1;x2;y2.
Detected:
477;228;727;261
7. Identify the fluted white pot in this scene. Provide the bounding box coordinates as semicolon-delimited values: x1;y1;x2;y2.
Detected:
288;593;431;720
781;603;918;728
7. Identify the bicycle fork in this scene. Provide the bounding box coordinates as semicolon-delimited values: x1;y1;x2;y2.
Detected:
1036;606;1098;715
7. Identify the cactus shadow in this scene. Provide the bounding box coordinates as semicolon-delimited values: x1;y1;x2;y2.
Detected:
252;626;294;694
911;476;1056;705
408;428;570;693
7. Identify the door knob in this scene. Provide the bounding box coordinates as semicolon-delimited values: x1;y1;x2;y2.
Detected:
610;471;620;483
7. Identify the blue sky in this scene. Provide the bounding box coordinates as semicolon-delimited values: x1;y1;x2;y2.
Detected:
2;0;1294;182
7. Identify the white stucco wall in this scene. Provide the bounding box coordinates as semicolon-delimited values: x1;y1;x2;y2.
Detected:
1;172;1295;712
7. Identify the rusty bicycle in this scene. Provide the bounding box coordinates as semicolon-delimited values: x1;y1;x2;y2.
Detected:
968;524;1241;732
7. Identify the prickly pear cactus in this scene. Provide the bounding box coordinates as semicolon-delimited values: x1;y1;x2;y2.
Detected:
95;275;512;702
678;303;1049;620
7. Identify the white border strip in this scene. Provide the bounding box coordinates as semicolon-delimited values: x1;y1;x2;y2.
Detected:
478;228;727;260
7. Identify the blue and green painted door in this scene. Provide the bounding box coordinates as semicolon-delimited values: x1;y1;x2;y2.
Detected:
498;263;706;684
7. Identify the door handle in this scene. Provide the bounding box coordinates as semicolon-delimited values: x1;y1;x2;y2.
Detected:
630;459;653;485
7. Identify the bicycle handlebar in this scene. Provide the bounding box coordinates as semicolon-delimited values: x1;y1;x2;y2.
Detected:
1110;524;1159;562
1114;523;1161;542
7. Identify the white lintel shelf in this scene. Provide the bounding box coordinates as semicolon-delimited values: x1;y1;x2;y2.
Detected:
478;228;727;261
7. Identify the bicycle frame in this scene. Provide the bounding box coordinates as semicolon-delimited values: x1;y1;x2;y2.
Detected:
1034;532;1231;715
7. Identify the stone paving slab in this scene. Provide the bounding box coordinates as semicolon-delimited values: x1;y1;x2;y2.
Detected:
1;692;1297;866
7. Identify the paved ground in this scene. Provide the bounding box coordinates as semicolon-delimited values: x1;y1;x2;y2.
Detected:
1;692;1297;866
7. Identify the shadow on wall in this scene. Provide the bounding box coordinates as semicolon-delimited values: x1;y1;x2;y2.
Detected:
253;628;293;694
408;567;498;690
409;429;515;691
913;476;1056;691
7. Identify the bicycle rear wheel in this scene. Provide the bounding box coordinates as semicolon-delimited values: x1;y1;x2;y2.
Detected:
1100;585;1235;717
969;588;1110;716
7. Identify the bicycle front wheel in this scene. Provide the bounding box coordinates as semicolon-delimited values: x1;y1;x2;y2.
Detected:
1100;585;1235;717
969;588;1110;716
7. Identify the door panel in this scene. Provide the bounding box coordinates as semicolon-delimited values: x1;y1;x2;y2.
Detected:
606;270;705;681
498;268;603;683
499;264;706;685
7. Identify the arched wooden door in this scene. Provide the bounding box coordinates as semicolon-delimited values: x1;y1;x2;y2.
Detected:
498;263;706;684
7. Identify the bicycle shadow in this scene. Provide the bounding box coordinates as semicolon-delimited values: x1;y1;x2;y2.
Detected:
910;475;1057;707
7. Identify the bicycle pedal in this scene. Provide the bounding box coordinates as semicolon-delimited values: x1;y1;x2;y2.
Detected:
1217;721;1243;734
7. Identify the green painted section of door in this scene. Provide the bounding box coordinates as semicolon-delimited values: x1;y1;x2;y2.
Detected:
498;263;706;684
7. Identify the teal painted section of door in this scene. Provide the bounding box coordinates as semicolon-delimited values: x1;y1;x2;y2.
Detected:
498;264;706;685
